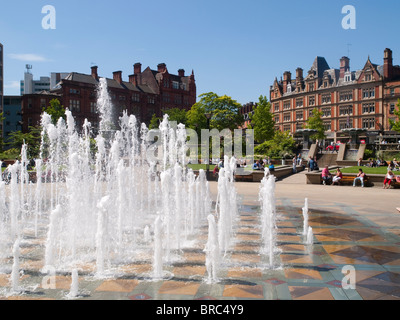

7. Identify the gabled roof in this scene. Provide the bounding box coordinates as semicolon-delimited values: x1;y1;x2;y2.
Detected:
62;72;157;94
310;56;330;79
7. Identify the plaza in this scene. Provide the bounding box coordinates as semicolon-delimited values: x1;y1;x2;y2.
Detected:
1;170;399;301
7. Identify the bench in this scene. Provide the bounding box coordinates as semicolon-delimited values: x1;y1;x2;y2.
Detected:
324;175;371;187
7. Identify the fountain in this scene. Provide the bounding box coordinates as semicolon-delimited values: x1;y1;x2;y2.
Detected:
302;198;309;236
0;76;290;297
0;77;212;290
259;169;278;268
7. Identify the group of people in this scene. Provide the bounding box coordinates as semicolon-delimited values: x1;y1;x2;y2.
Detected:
252;159;275;172
321;167;367;187
321;166;344;186
364;157;400;170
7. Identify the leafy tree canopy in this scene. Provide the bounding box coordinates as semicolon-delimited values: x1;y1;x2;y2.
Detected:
187;92;244;132
305;108;326;141
389;99;400;133
249;95;275;143
44;99;66;125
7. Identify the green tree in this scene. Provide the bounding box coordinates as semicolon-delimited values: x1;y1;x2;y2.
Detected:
249;95;275;143
44;99;66;125
164;108;187;126
254;130;296;158
149;114;161;130
7;126;42;159
305;108;326;141
188;92;243;132
389;99;400;132
186;103;208;137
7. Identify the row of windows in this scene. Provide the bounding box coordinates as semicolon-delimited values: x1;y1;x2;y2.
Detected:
164;80;187;90
275;88;378;110
277;119;375;131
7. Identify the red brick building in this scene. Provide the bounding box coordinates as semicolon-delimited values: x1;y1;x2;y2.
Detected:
21;63;196;133
270;48;400;144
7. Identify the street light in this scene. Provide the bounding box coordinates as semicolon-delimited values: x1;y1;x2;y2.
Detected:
205;113;212;179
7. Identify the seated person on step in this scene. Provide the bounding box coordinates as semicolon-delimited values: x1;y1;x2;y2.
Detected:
321;165;332;185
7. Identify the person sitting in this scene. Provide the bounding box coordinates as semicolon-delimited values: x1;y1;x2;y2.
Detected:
357;158;363;166
253;160;261;170
353;168;366;188
321;165;332;185
268;163;275;172
332;168;343;185
393;158;400;171
383;170;395;189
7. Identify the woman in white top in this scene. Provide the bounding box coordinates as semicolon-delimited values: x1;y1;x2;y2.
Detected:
383;170;395;189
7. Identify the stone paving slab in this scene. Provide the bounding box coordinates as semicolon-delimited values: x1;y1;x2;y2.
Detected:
1;173;400;301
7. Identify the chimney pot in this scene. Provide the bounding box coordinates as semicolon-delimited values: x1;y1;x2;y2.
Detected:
91;66;98;79
113;71;122;84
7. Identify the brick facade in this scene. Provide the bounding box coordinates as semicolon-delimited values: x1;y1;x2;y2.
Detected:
270;48;400;144
21;63;197;133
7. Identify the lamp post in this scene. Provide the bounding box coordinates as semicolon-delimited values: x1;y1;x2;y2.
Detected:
205;113;212;179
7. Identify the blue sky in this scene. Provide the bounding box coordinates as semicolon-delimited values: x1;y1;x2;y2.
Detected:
1;0;400;104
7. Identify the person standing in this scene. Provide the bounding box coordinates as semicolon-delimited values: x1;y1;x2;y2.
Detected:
307;156;314;172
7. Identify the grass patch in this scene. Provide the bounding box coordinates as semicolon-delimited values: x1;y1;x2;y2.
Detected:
332;166;391;175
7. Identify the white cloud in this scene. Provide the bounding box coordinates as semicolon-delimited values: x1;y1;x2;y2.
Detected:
4;81;20;89
8;53;48;62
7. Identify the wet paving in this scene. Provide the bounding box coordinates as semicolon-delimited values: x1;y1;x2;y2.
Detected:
1;192;400;301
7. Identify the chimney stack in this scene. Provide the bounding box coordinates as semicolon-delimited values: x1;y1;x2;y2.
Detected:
157;63;167;73
178;69;185;77
91;66;98;80
340;57;350;79
134;63;142;75
283;71;291;93
296;68;303;79
113;71;122;84
384;48;393;80
129;74;138;86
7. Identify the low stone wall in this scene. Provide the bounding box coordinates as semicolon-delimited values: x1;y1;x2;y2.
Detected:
234;165;304;182
305;171;389;188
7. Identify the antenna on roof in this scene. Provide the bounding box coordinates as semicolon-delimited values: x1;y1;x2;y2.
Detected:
347;43;352;57
26;64;32;74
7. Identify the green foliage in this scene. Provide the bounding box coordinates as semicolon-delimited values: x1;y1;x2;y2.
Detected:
305;108;326;141
44;99;66;125
389;99;400;133
249;96;275;143
149;114;161;130
254;130;296;158
363;148;375;160
7;126;42;159
187;92;244;133
164;108;187;126
0;148;21;160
